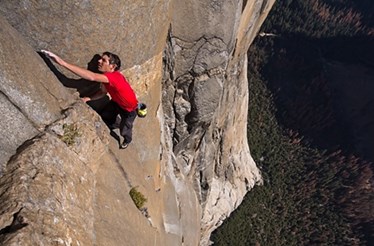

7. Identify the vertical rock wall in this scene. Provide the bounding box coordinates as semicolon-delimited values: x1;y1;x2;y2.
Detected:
0;1;173;245
0;0;170;70
0;15;110;245
0;0;275;245
162;0;275;244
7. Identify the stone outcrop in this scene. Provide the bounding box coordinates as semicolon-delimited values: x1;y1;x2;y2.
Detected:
163;1;274;244
0;1;274;245
0;14;109;245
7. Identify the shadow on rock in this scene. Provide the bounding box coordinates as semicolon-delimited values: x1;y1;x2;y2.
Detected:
38;52;110;113
38;52;102;98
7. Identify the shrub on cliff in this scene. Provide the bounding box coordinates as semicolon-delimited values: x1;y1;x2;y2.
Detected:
129;187;147;209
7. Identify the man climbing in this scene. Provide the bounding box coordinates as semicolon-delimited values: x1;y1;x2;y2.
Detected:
42;50;138;149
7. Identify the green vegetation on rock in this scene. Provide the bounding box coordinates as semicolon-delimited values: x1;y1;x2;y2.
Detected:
60;123;81;146
129;187;147;209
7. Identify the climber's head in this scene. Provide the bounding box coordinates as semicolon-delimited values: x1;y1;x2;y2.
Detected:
98;52;121;72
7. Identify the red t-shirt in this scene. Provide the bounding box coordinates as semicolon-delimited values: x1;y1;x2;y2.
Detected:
103;71;138;112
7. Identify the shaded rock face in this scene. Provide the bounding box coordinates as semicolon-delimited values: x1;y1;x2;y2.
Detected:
0;15;74;174
0;1;274;245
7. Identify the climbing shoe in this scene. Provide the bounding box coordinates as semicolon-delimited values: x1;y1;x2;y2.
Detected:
120;141;129;149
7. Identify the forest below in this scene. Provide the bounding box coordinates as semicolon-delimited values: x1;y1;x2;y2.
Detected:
211;0;373;245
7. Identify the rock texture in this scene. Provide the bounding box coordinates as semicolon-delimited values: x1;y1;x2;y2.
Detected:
163;1;274;244
0;15;109;245
0;1;274;245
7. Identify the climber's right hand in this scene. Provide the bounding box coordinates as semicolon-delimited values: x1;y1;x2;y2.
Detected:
41;50;65;66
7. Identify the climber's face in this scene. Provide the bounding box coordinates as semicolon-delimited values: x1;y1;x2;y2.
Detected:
98;54;116;73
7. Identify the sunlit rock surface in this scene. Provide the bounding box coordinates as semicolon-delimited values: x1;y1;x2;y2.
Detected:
0;1;274;245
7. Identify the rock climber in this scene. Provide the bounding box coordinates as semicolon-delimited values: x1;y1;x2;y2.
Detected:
42;50;138;149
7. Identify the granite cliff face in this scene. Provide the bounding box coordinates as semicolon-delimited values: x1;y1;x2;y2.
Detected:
0;1;274;245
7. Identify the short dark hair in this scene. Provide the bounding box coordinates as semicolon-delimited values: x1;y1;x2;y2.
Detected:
103;51;121;71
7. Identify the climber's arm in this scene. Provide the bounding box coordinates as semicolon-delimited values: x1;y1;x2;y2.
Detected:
41;50;109;83
82;84;108;102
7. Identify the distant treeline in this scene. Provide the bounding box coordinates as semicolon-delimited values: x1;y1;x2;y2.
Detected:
262;0;373;38
211;0;373;245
